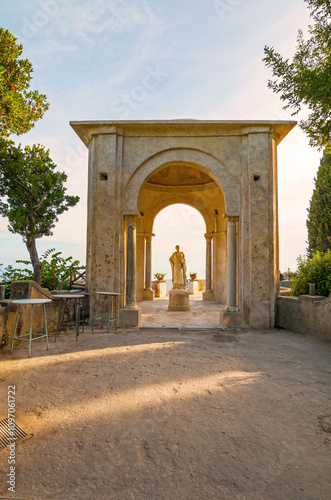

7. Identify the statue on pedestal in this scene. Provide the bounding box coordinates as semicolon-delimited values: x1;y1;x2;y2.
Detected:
169;245;187;290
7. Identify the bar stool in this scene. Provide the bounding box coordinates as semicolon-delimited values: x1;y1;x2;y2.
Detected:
92;292;121;332
11;298;52;357
55;294;85;341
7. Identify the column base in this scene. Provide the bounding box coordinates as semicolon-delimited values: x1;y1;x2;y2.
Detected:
119;306;141;328
142;289;155;301
203;290;214;301
168;290;190;311
225;305;239;313
221;308;243;328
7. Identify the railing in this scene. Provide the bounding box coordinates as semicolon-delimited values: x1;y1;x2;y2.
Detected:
70;269;86;290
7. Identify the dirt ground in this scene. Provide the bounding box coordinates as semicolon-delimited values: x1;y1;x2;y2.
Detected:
0;324;330;500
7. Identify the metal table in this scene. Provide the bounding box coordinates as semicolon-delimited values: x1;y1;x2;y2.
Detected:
92;292;121;332
55;294;85;341
11;298;52;358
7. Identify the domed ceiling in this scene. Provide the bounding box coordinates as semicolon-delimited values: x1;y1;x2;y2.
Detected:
147;165;213;187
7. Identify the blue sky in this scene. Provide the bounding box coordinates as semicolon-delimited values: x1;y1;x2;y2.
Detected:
0;0;322;277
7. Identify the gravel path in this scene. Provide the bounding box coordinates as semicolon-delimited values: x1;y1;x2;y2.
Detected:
0;327;330;500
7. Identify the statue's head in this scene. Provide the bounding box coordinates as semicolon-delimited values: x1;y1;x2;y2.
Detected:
175;245;180;251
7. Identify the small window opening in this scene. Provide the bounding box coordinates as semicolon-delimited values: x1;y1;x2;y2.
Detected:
253;175;260;181
100;173;108;181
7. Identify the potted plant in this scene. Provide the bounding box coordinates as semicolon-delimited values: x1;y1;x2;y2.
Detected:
189;272;197;280
154;272;166;282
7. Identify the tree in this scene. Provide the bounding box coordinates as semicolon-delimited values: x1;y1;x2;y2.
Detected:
306;153;331;255
0;27;49;138
0;140;79;284
263;0;331;152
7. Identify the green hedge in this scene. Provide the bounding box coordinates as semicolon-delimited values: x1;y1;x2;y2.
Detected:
291;250;331;297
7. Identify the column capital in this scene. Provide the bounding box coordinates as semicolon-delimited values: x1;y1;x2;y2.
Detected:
209;231;226;238
124;213;139;227
137;232;155;241
204;233;213;242
223;212;240;223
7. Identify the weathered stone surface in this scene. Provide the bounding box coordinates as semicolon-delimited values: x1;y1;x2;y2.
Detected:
276;295;331;341
119;306;141;328
168;290;190;311
71;120;296;329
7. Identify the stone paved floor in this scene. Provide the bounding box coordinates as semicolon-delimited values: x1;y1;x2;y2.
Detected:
139;294;223;329
0;325;330;499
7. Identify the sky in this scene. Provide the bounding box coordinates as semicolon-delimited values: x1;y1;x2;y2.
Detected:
0;0;322;279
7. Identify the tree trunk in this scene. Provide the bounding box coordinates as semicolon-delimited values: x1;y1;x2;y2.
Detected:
25;236;42;285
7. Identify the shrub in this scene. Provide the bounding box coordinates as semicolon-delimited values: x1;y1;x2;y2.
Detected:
290;250;331;297
0;264;32;298
0;248;84;298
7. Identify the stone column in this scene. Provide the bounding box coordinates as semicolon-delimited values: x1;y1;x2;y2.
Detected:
205;235;212;290
203;234;214;301
145;235;152;290
226;216;238;309
142;233;155;301
126;215;137;306
120;215;141;326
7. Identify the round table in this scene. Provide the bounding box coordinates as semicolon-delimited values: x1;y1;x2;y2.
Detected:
11;298;52;358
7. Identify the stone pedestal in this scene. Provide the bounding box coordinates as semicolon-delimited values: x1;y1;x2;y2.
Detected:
168;290;190;311
152;281;166;298
188;280;199;295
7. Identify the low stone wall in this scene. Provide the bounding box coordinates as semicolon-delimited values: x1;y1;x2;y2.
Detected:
276;295;331;341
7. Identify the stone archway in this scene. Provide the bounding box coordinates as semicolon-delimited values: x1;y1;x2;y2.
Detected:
123;148;240;215
136;161;227;304
71;119;296;329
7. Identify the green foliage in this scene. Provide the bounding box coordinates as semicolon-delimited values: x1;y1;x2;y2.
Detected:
0;249;84;298
0;28;49;138
154;272;166;278
306;153;331;255
263;0;331;152
0;139;79;283
0;140;79;240
291;250;331;296
0;264;32;298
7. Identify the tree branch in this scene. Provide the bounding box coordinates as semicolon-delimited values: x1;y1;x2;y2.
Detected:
2;173;37;201
32;191;48;213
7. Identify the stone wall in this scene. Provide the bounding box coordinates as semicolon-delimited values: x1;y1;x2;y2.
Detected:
276;295;331;341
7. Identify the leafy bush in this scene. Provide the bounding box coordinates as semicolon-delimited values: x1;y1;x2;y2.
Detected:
290;250;331;297
0;248;84;298
0;264;32;298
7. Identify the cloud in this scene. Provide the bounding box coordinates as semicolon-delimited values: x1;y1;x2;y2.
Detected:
51;0;161;40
